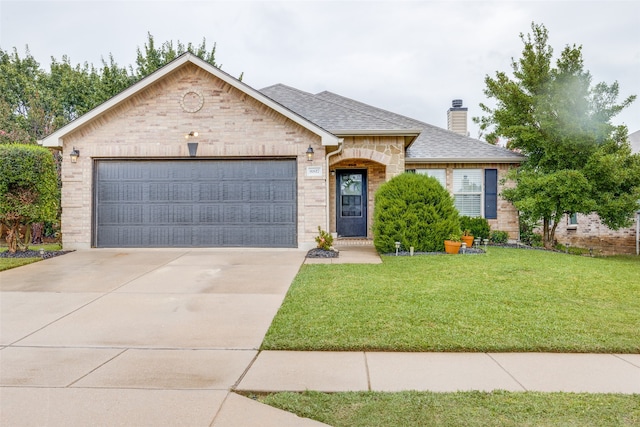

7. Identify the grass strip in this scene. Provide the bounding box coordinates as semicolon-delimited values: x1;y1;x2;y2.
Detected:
259;390;640;427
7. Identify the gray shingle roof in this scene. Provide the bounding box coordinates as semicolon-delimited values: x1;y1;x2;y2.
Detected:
260;84;524;163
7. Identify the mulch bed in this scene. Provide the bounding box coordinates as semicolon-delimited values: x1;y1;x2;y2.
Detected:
0;250;73;259
306;248;339;258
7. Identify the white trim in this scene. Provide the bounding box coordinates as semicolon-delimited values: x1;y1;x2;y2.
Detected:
40;53;340;148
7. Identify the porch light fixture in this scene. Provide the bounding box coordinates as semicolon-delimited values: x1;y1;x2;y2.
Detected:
306;145;314;161
187;142;198;157
69;147;80;163
185;131;199;139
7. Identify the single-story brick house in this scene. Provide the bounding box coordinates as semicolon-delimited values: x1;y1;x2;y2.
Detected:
41;53;523;250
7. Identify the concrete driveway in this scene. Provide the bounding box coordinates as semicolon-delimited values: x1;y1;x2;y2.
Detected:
0;248;323;426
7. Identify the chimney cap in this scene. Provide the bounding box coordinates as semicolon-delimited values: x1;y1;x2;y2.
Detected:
452;99;463;108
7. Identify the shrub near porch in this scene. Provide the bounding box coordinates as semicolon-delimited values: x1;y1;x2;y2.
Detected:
262;248;640;353
373;173;460;254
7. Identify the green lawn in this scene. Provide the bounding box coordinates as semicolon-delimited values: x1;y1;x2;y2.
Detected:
258;390;640;427
0;243;62;272
262;247;640;353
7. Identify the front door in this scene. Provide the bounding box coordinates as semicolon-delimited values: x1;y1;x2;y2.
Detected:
336;170;367;237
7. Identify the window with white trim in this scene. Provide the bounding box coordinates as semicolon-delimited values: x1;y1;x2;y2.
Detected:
453;169;482;217
416;169;446;189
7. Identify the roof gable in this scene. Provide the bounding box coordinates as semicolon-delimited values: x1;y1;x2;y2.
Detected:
40;54;340;147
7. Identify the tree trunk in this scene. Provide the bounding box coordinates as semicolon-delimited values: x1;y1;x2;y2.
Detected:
542;217;553;249
5;222;18;254
20;223;32;251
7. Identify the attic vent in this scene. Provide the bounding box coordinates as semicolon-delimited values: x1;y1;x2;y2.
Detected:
452;99;463;108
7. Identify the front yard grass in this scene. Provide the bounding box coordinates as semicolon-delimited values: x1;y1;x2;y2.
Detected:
0;243;62;272
262;247;640;353
258;390;640;427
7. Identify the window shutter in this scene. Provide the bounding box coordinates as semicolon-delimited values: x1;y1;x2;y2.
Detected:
485;169;498;219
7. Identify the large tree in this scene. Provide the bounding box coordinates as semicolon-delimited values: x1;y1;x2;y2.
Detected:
476;23;640;248
0;33;222;144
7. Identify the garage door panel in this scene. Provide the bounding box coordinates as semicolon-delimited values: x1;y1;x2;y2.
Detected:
95;159;297;248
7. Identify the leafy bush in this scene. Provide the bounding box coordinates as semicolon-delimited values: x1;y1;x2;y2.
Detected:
459;216;491;240
315;226;334;251
373;173;460;253
0;144;59;253
490;230;509;244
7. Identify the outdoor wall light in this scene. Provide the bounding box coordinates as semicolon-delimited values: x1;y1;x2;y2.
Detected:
306;145;314;161
187;142;198;157
69;147;80;163
185;131;199;139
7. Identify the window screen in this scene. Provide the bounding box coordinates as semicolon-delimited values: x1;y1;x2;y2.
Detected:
453;169;482;217
416;169;446;189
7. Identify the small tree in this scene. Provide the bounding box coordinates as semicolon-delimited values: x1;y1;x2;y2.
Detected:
0;144;59;253
476;23;640;248
373;173;460;253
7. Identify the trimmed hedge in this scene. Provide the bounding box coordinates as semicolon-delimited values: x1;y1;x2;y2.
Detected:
459;216;491;240
373;173;460;253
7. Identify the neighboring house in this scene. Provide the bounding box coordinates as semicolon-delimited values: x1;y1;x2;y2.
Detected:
553;129;640;255
41;53;523;250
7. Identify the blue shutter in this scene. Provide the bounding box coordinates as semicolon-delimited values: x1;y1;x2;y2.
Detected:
484;169;498;219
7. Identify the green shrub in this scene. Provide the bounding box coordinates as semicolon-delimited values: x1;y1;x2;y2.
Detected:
519;217;543;246
373;173;460;253
490;230;509;244
315;226;334;251
459;216;490;240
0;144;59;253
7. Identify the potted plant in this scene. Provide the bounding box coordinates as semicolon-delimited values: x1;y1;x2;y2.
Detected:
461;229;474;248
444;233;462;254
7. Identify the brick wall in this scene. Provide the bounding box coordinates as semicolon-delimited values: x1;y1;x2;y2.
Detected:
328;136;405;238
554;213;639;255
59;63;327;249
404;162;520;239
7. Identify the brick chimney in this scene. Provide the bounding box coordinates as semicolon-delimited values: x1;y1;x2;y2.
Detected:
447;99;468;136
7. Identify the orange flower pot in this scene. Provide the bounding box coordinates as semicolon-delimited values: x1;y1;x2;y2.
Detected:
444;240;461;254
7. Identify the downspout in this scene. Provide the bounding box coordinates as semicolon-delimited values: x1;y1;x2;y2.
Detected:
325;139;344;233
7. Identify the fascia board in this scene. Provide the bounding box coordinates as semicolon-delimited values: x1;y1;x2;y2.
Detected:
333;129;422;136
407;157;524;164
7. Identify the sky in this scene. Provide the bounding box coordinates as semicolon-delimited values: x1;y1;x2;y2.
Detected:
1;0;639;139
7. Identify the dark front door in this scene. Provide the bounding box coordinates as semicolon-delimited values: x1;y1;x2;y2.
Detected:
336;170;367;237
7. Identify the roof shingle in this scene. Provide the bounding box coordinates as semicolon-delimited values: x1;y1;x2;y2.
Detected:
260;84;523;162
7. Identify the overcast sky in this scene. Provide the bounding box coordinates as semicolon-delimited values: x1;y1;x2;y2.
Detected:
1;0;639;138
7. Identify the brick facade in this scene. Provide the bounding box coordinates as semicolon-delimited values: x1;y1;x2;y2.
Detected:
59;63;327;249
404;162;520;239
52;57;524;250
553;213;639;255
328;136;405;238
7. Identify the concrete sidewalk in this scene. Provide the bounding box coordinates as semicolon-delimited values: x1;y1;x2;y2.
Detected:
238;351;640;394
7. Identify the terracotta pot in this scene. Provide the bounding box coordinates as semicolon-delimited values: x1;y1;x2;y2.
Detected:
444;240;461;254
461;235;474;248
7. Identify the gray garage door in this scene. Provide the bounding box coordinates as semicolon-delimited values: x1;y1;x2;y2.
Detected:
94;159;297;248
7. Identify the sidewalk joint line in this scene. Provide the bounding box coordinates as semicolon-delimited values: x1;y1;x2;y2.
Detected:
363;352;372;391
65;348;129;388
486;353;528;391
